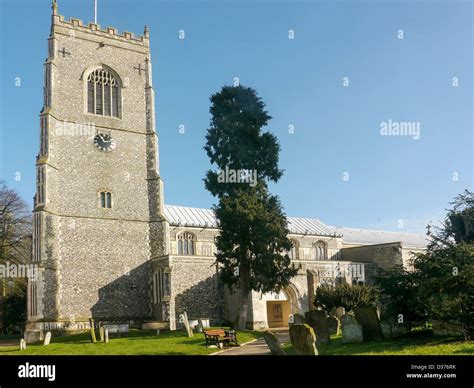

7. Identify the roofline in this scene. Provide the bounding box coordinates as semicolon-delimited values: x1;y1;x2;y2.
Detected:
329;225;429;238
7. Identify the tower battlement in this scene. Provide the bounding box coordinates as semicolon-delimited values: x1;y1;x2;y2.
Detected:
53;15;149;45
50;0;149;47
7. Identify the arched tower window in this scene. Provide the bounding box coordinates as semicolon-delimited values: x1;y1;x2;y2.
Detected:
288;239;299;260
87;68;121;117
177;232;195;256
314;241;327;260
99;191;112;209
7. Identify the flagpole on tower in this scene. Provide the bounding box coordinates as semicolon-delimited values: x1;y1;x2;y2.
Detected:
94;0;97;24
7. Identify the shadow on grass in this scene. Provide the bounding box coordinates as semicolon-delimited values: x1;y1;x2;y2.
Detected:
318;335;469;355
0;328;261;355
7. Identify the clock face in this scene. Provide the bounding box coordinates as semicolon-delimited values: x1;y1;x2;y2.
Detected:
93;133;116;152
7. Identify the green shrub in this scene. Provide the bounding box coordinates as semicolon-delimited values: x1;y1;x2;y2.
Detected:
375;265;427;332
315;283;379;312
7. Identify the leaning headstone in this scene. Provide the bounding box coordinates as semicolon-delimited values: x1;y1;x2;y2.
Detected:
104;329;109;343
263;331;286;355
327;316;339;336
20;339;27;350
43;331;51;346
289;324;318;355
335;307;345;320
341;314;363;343
354;307;383;341
89;318;97;343
99;326;105;342
179;311;193;337
305;310;330;345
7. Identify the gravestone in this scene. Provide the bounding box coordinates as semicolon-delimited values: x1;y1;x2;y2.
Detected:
156;329;160;336
263;331;286;355
354;307;383;341
20;339;26;350
391;323;405;338
305;310;330;345
289;324;318;355
381;322;405;339
341;314;363;343
179;311;193;337
293;313;306;324
89;318;97;343
104;329;109;343
380;322;391;339
99;326;105;342
43;331;51;346
196;319;204;333
327;316;339;336
335;307;345;320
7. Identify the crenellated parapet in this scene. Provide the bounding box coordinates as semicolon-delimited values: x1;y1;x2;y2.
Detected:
49;0;150;48
51;15;150;46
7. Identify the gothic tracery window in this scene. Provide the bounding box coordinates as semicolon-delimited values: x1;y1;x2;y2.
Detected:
177;232;195;255
87;68;121;117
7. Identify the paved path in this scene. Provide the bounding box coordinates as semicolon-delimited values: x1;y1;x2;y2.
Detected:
217;328;289;356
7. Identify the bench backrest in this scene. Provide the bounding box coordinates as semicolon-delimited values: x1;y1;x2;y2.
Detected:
203;329;226;337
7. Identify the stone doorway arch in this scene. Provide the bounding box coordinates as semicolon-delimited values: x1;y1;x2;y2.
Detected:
263;284;301;328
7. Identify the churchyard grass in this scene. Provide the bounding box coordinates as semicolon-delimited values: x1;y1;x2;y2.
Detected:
0;329;262;356
282;334;474;355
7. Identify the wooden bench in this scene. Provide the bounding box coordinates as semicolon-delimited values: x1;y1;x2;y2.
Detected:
203;329;238;348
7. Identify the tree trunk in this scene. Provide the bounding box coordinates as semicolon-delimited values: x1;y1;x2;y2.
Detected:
235;262;250;330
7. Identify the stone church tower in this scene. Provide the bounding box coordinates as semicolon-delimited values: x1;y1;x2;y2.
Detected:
26;1;168;338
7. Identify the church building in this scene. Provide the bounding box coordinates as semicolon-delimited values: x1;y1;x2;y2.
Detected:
25;3;427;340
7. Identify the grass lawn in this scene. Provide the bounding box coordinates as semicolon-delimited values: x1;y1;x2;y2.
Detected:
0;329;262;356
282;334;474;355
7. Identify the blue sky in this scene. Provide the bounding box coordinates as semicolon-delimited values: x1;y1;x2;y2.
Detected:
0;0;472;233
